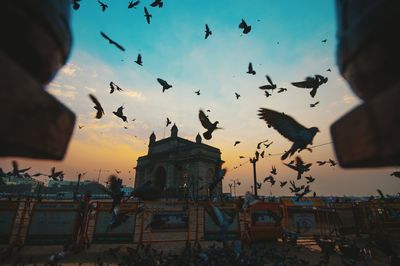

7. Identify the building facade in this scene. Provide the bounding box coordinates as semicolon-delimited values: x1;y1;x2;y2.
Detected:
134;125;224;198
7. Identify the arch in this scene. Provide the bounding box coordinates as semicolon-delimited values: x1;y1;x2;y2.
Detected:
154;166;166;190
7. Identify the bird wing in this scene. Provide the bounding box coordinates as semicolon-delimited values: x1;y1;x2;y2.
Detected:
137;54;142;61
284;163;298;171
266;75;274;86
113;42;125;52
258;108;308;142
205;24;210;32
239;19;247;29
248;62;253;72
89;94;103;109
199;110;213;129
157;78;168;87
100;32;111;42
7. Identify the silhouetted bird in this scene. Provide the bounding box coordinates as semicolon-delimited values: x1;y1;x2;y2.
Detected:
166;117;171;127
10;161;31;177
199;109;221;140
280;181;287;188
97;0;108;12
134;53;142;66
270;166;277;175
47;167;64;181
328;159;337;167
256;182;262;189
144;7;152;24
234;141;241;146
291;74;328;98
113;106;128;122
310;101;320;107
263;175;274;183
260;150;265;158
72;0;81;10
257;140;268;149
264;90;271;98
238;19;251;34
247;62;256;75
157;78;172;92
150;0;163;8
277;88;287;93
258;108;319;160
109;81;123;94
78;125;84;129
326;68;331;72
128;0;140;9
259;75;277;92
100;32;125;51
289;181;303;193
89;94;105;119
317;160;327;166
205;24;212;39
195;90;200;95
305;175;315;183
115;169;121;174
235;92;240;99
239;156;245;159
284;157;312;180
390;171;400;178
322;39;327;43
264;141;273;149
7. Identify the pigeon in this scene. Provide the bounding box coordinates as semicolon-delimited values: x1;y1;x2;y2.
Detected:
128;0;140;9
310;101;320;107
258;108;319;160
263;175;274;183
157;78;172;92
277;88;287;93
390;171;400;178
109;82;123;94
291;74;328;98
280;181;287;188
46;167;64;181
284;157;312;180
144;7;152;24
238;19;251;34
166;117;172;127
78;125;84;129
89;94;105;119
317;160;327;166
134;53;142;66
150;0;163;8
100;32;125;51
235;92;241;99
289;181;304;193
72;0;81;10
205;24;212;39
263;141;273;149
260;151;265;158
322;39;327;43
328;159;337;167
195;90;200;95
97;0;108;11
305;175;315;183
259;75;277;92
239;156;245;159
246;62;256;75
256;181;262;189
115;169;121;174
270;166;277;175
234;141;241;146
257;140;268;149
113;106;128;122
326;68;331;72
199;109;221;140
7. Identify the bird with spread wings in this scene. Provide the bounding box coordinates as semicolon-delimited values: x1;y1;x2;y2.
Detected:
258;108;319;160
199;109;221;140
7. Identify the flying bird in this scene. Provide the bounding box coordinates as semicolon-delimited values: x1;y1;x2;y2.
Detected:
128;0;140;9
270;166;277;175
78;125;84;129
195;90;200;95
115;169;121;174
322;39;327;43
326;68;331;72
134;53;142;66
284;157;312;180
235;92;241;99
144;7;152;24
238;19;251;34
89;94;104;119
246;62;256;75
97;0;108;11
264;91;271;98
72;0;81;10
150;0;163;8
291;74;328;98
280;181;287;188
390;171;400;178
310;101;320;108
205;24;212;39
260;151;265;158
199;109;221;140
166;117;172;127
234;141;241;146
259;75;277;92
277;88;287;93
109;82;123;94
263;141;273;149
258;108;319;160
113;106;128;122
305;175;315;183
157;78;172;92
239;156;245;159
328;159;337;167
316;160;327;166
257;140;268;149
100;32;125;51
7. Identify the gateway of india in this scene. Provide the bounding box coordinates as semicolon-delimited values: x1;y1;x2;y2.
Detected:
134;124;224;198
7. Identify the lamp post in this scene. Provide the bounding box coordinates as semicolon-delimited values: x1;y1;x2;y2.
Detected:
250;156;259;196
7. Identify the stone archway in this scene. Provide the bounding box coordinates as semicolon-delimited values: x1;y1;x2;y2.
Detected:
154;166;166;190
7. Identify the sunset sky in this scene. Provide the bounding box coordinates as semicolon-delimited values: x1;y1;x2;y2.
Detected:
1;0;398;196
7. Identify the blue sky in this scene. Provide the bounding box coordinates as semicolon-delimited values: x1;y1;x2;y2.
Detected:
1;0;398;196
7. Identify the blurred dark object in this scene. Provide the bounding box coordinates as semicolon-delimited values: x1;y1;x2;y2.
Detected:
0;1;75;160
331;0;400;167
